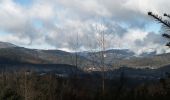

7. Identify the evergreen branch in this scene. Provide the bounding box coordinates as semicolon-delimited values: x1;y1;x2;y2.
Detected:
148;12;170;28
164;13;170;19
162;33;170;39
166;42;170;47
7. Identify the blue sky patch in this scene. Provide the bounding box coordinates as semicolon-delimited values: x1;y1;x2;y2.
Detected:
13;0;33;6
0;30;11;35
32;19;44;29
146;22;161;34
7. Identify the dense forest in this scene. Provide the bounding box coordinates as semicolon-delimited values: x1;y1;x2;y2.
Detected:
0;70;170;100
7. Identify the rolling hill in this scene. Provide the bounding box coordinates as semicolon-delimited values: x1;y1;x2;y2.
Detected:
0;41;170;80
0;41;170;70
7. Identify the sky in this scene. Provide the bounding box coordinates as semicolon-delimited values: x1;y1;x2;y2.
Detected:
0;0;170;54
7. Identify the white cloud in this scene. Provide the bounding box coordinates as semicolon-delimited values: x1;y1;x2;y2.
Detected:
0;33;30;45
0;0;169;54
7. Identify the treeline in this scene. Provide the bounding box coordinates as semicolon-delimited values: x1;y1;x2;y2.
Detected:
0;71;170;100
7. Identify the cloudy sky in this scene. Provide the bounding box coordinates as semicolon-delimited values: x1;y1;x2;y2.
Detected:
0;0;170;54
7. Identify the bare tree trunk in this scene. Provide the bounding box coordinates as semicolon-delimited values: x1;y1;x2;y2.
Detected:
101;30;106;96
75;32;78;69
25;71;27;100
95;22;107;98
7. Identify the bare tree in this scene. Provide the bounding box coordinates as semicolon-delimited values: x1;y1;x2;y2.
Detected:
75;32;79;69
24;70;31;100
70;32;80;67
85;20;119;97
93;21;108;97
67;32;82;79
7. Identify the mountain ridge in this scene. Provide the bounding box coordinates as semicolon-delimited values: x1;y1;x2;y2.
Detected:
0;41;170;70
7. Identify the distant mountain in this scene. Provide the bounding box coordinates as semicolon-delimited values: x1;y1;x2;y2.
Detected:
118;53;170;69
1;41;170;84
78;49;135;58
0;41;170;70
77;49;135;65
0;42;92;68
0;41;17;48
139;51;157;57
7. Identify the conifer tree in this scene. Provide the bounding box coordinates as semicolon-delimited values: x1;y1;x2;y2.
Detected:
148;12;170;47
